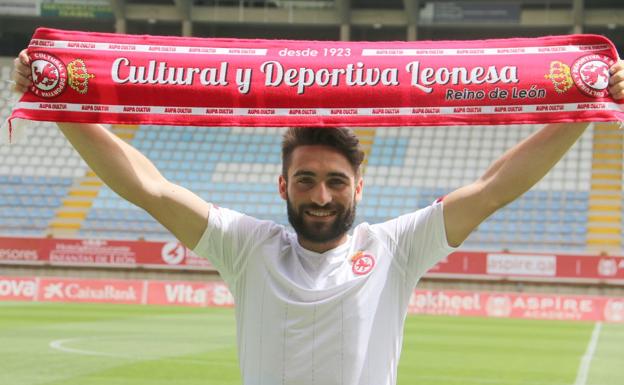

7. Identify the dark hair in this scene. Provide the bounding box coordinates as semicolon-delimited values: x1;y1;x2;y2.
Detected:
281;127;365;177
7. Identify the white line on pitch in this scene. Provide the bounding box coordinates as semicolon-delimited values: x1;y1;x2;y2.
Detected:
574;322;602;385
50;337;130;358
49;337;223;365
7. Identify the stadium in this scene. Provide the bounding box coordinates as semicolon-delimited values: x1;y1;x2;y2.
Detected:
1;1;624;385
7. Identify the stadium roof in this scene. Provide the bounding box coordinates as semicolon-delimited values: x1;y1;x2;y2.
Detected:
0;0;622;56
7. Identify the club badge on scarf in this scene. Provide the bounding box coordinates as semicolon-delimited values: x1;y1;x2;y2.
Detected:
4;28;624;135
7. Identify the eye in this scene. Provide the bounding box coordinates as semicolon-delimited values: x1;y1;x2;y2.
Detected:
328;179;347;187
297;177;314;185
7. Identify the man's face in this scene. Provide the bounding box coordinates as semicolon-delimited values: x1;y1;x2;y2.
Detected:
279;145;363;251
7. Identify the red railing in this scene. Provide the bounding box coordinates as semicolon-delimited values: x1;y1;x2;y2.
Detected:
2;236;623;284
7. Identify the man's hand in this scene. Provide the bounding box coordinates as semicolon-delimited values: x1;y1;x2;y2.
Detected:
11;49;31;94
609;60;624;100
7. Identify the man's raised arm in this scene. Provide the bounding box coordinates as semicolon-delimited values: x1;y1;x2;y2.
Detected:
441;60;624;248
12;50;210;249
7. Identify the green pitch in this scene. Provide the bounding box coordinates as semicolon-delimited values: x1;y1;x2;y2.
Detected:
1;302;622;385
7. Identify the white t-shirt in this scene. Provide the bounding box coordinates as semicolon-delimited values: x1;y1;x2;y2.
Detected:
193;201;456;385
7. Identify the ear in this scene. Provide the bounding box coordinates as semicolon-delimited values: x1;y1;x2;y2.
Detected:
278;174;288;201
355;176;363;203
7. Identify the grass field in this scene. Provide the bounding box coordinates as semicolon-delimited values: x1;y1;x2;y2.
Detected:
1;302;623;385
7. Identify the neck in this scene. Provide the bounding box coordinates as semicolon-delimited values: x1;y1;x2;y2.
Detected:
297;233;348;253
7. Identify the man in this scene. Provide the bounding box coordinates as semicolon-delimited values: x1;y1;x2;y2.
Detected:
12;50;624;384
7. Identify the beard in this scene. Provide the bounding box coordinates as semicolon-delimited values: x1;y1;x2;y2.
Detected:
286;197;356;245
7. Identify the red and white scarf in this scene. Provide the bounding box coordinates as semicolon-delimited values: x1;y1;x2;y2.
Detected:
4;28;623;138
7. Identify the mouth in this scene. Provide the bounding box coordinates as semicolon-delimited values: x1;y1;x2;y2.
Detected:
305;209;337;219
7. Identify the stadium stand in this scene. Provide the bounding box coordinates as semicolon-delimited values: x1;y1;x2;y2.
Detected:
1;4;624;337
81;126;288;240
0;54;602;253
361;125;592;251
0;63;88;237
1;0;622;255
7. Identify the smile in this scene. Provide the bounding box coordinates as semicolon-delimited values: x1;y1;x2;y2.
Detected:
305;209;336;218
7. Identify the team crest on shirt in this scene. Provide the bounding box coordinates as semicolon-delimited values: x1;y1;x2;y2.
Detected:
351;251;375;275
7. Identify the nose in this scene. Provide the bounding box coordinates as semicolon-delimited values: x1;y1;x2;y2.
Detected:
310;182;332;206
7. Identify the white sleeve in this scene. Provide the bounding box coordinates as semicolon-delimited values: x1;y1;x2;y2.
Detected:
191;205;269;285
372;200;457;284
